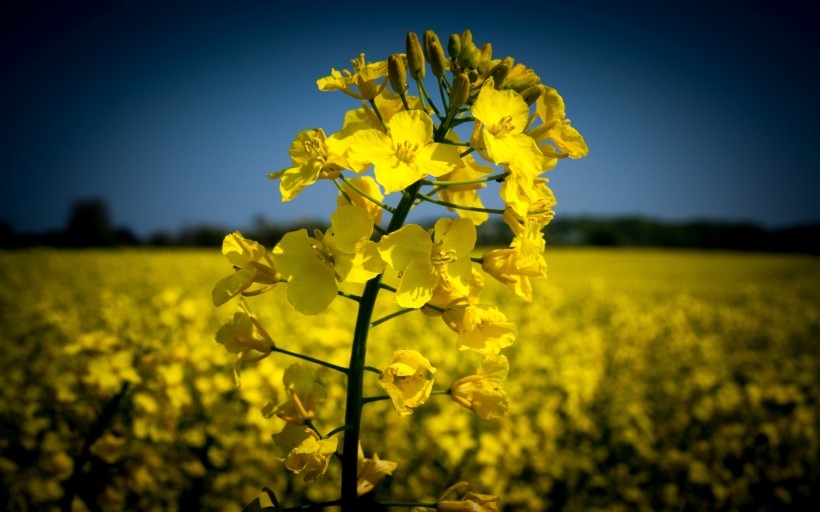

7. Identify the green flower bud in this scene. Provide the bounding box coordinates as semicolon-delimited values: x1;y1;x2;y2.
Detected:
520;84;543;105
406;32;425;80
425;32;447;78
476;43;493;74
503;63;540;92
488;61;510;88
388;54;408;94
449;73;470;108
448;33;461;59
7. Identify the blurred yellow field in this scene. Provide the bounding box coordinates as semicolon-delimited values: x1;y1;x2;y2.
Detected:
1;248;818;511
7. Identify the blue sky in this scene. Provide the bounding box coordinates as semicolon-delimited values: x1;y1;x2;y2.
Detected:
2;0;818;237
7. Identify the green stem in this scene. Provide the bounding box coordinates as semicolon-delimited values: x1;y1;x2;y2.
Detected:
337;290;362;303
417;79;441;118
422;171;509;187
340;181;423;510
281;500;343;511
368;98;388;131
338;175;396;213
459;147;475;158
470;256;484;264
271;346;349;375
377;502;438;508
370;308;415;328
416;191;506;215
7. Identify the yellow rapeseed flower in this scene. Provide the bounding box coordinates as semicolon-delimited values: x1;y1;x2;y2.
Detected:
262;363;327;426
442;300;517;355
283;430;338;483
437;482;500;512
212;232;280;307
378;218;476;308
273;205;385;315
528;85;588;159
357;444;398;496
379;350;436;416
317;53;390;100
470;77;544;184
269;128;352;202
347;109;462;194
450;355;510;420
214;299;273;361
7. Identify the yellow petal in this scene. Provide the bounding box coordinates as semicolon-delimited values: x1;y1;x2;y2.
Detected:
396;259;439;308
387;109;433;148
377;224;431;271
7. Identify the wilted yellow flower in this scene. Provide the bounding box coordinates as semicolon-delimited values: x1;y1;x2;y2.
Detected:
499;170;556;218
317;53;389;100
348;109;462;194
273;205;385;314
379;350;436;416
437;482;500;512
262;363;327;425
215;299;273;361
442;300;517;355
269;128;349;202
212;232;280;307
527;85;588;159
284;430;338;483
450;355;509;420
357;444;398;495
378;218;476;308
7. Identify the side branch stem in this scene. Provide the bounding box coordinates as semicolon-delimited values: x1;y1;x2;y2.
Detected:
272;346;349;375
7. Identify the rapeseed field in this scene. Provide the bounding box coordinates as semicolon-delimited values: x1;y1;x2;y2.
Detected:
1;248;817;511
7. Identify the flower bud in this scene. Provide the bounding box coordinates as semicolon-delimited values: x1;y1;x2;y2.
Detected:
406;32;425;80
448;33;461;59
426;32;448;77
449;73;470;108
387;54;407;94
487;61;509;88
476;43;493;74
519;84;543;105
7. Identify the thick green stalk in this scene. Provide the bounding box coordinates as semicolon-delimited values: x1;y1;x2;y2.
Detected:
340;182;422;509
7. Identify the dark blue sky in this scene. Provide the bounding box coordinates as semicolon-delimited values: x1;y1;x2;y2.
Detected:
2;0;818;237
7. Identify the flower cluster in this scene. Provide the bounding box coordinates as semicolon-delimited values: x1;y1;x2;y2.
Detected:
212;28;587;510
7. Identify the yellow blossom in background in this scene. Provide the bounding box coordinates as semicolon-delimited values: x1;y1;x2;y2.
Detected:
357;444;398;496
268;128;349;202
442;300;517;355
528;85;588;159
379;350;436;416
347;109;462;194
470;77;543;185
450;355;510;420
337;176;384;226
212;232;280;307
273;205;384;314
317;53;390;100
378;218;476;308
283;430;338;483
262;363;327;425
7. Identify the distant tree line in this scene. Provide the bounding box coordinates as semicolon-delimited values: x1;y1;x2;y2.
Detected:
1;198;818;254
